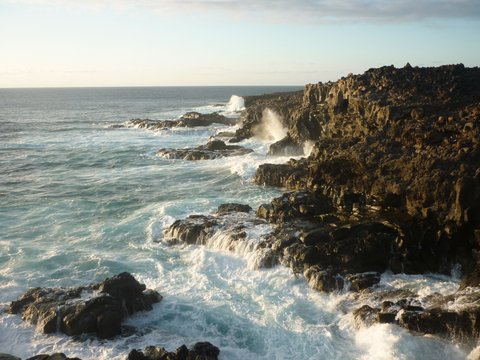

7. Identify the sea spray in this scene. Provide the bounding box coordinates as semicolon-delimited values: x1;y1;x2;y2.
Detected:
253;108;288;142
0;87;470;360
303;140;315;157
226;95;246;113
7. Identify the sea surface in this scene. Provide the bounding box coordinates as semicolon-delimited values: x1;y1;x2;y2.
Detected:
0;87;474;359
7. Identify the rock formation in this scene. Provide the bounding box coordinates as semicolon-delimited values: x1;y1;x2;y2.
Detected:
163;64;480;344
126;342;220;360
9;272;161;339
126;112;238;130
157;140;253;160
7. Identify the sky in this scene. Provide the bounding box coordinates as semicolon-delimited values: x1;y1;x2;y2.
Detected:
1;0;479;87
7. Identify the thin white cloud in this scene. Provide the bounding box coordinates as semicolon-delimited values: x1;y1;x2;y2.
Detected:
5;0;480;22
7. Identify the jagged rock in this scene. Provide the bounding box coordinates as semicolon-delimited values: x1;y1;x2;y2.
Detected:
0;355;22;360
268;135;305;156
352;287;480;344
353;305;380;327
346;272;381;292
248;64;480;278
304;266;344;292
157;140;253;160
216;203;252;215
127;112;238;130
9;273;161;338
127;342;219;360
163;212;275;269
26;354;81;360
163;215;216;245
256;190;333;224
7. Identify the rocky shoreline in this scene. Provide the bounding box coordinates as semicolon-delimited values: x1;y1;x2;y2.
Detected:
160;64;480;349
6;64;480;358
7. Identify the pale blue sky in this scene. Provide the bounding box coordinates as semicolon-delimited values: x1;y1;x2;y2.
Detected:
1;0;479;87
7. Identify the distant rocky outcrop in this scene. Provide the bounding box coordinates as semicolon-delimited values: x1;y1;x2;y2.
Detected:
127;112;238;130
157;140;253;160
9;272;161;339
126;342;220;360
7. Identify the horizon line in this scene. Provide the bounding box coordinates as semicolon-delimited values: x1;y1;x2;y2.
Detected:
0;84;306;90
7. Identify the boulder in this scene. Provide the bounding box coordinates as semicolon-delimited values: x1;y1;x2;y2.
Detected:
127;112;238;130
157;140;253;161
216;203;252;215
9;273;161;338
127;342;220;360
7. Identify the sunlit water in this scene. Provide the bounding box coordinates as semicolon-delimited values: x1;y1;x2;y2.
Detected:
0;87;473;359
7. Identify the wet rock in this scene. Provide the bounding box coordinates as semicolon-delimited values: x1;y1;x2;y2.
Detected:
127;342;219;360
157;140;253;160
163;215;216;245
127;112;238;130
246;64;480;278
267;135;305;156
304;266;344;292
398;308;480;344
353;305;380;327
256;190;333;224
0;355;21;360
216;203;252;215
352;287;480;344
9;273;161;338
346;272;381;292
163;212;275;269
26;354;81;360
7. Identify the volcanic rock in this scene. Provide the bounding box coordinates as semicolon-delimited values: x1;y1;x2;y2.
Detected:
9;272;161;338
127;112;238;130
126;342;220;360
157;140;253;160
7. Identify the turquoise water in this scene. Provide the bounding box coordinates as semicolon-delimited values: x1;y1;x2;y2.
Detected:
0;87;471;359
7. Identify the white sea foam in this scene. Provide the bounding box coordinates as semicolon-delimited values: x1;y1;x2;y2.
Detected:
253;108;288;142
225;95;246;113
303;140;315;157
0;88;471;360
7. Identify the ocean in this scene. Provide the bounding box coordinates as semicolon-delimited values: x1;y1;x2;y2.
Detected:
0;87;472;359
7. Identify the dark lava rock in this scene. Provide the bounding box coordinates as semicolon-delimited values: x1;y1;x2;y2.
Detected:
127;112;238;130
163;212;276;269
26;354;81;360
267;134;305;156
127;342;220;360
353;287;480;345
353;305;380;327
0;353;81;360
248;64;480;278
257;190;333;224
346;272;381;292
157;140;253;160
216;203;252;215
9;272;161;339
0;355;22;360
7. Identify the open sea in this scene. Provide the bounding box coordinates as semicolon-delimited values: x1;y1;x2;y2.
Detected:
0;87;475;359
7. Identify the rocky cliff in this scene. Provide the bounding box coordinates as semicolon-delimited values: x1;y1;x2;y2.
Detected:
242;64;480;278
160;64;480;346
